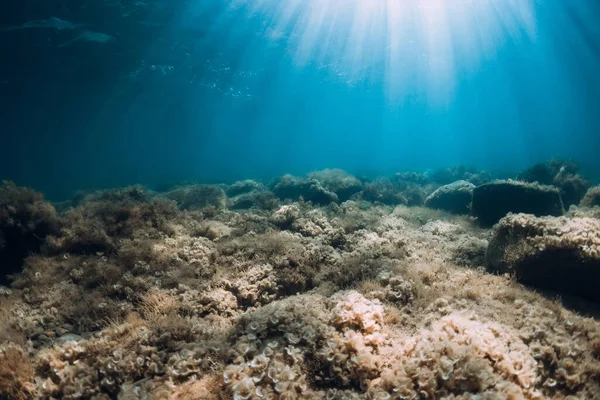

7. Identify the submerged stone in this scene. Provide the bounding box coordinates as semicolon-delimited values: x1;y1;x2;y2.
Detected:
226;180;266;197
580;186;600;208
424;180;475;214
472;180;563;226
360;178;408;205
486;213;600;301
306;169;363;202
272;174;338;205
161;184;226;211
229;191;278;210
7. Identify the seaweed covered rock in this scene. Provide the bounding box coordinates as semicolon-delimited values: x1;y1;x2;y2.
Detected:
486;213;600;301
424;180;475;214
393;175;430;206
360;178;408;205
580;186;600;208
0;182;58;283
272;174;338;205
518;159;578;184
72;184;149;207
226;180;278;210
229;191;278;210
226;180;265;197
472;181;564;226
519;160;590;208
307;169;363;202
554;168;590;209
45;195;179;255
160;184;226;211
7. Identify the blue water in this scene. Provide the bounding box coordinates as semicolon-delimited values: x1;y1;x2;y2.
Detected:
0;0;599;199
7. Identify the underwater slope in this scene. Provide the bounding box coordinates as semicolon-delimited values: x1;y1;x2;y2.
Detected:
0;165;599;399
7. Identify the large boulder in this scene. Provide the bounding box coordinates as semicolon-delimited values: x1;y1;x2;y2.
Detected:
226;180;266;198
486;213;600;301
424;180;475;214
272;175;338;205
472;181;564;226
226;180;278;210
307;169;363;202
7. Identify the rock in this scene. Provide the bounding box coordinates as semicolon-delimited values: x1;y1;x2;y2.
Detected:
160;185;226;211
553;169;589;208
580;186;600;208
424;180;475;214
229;191;278;210
360;178;408;205
472;181;564;226
486;213;600;301
306;169;363;202
226;180;266;197
272;175;338;205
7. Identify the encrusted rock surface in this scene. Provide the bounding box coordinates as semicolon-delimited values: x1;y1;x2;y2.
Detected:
486;213;600;301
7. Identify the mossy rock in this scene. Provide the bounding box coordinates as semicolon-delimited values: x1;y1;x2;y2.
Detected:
472;181;563;226
486;214;600;301
424;180;475;215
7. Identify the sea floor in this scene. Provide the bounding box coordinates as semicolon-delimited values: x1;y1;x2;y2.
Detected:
1;167;599;399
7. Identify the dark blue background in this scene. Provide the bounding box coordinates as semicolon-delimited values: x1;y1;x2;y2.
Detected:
1;0;599;200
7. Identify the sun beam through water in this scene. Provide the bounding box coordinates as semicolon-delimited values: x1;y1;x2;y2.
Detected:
225;0;538;106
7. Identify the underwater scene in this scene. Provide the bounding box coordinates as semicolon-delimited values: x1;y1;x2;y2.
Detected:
1;0;600;399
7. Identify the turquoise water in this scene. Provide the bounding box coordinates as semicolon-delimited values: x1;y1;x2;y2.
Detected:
0;0;599;198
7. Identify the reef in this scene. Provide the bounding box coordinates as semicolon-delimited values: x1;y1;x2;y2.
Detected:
0;165;599;400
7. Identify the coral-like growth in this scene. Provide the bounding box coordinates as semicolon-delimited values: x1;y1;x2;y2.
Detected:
0;344;34;400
